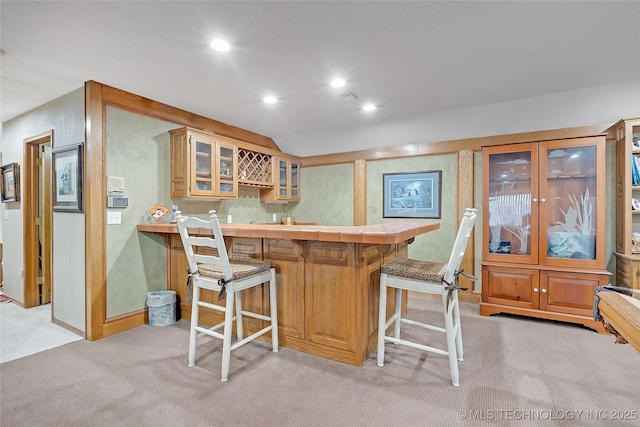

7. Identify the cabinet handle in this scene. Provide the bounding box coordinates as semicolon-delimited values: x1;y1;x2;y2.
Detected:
541;198;546;203
636;270;640;277
532;198;538;202
533;287;539;293
541;288;547;293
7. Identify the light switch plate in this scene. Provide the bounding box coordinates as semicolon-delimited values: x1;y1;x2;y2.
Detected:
107;211;122;225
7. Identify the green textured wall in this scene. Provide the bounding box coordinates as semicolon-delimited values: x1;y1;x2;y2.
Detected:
291;163;354;225
105;107;176;317
368;155;459;263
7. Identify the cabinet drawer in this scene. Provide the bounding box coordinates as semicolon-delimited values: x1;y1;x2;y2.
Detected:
229;238;263;258
482;266;538;309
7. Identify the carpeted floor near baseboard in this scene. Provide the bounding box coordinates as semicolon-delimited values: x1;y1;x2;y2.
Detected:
1;296;638;426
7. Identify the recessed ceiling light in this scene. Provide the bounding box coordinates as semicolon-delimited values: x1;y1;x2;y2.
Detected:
330;78;346;88
209;39;230;52
263;96;278;104
363;104;376;111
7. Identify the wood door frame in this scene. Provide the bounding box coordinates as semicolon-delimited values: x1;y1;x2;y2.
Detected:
23;131;53;309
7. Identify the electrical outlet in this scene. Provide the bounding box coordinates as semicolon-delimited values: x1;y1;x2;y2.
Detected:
227;214;232;224
107;211;122;225
273;214;277;222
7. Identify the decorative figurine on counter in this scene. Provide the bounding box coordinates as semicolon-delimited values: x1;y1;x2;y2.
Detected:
150;204;169;221
632;232;640;254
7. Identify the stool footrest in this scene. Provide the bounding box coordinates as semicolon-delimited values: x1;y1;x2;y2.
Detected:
230;325;274;351
197;300;225;312
400;317;446;334
195;325;225;340
383;335;449;357
239;310;272;322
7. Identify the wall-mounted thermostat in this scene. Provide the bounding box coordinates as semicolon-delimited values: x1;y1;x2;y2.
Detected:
107;197;128;208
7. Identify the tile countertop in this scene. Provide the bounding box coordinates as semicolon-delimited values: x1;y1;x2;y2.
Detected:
137;221;440;245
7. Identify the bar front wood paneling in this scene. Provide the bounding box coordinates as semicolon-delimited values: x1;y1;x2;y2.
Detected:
137;222;439;365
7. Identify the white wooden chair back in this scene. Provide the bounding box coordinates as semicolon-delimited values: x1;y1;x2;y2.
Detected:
442;208;477;287
176;210;232;282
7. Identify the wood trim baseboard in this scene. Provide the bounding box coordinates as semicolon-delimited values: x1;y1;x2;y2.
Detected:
102;308;148;338
52;316;84;337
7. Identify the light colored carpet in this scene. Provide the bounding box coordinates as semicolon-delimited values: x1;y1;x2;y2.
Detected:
1;296;638;426
0;302;82;363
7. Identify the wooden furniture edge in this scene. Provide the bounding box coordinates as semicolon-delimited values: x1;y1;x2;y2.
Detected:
596;292;640;353
137;222;440;244
479;302;605;333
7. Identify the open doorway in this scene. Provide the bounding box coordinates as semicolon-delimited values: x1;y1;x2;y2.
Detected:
23;132;53;309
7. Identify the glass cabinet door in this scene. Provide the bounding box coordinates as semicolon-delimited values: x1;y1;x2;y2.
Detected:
483;143;539;264
278;160;288;197
192;136;214;195
540;139;598;267
290;162;299;199
216;143;236;197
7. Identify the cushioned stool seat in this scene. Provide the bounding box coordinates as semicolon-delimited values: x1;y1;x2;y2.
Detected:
199;259;272;281
382;259;447;283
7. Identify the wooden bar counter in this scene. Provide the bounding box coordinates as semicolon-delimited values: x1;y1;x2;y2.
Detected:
137;221;439;366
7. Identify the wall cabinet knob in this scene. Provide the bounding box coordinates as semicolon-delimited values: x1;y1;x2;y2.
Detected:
533;287;539;293
541;198;546;202
541;288;547;293
532;198;538;202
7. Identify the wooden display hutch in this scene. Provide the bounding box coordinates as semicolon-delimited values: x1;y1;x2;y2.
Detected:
480;136;609;331
612;118;640;290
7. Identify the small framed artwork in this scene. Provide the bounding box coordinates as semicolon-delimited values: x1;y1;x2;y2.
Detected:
0;163;20;203
633;198;640;211
383;170;442;218
53;143;83;213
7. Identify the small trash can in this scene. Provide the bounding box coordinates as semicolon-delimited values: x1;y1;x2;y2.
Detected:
147;290;177;327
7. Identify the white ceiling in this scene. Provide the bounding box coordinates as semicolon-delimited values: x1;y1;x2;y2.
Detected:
2;1;639;148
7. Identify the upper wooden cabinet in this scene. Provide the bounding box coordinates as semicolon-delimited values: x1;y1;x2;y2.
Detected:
611;118;640;289
261;156;300;202
480;136;609;331
170;127;301;201
170;127;238;199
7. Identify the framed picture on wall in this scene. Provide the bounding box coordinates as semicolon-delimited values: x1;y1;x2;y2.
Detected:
0;162;20;203
53;143;83;213
383;170;442;218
